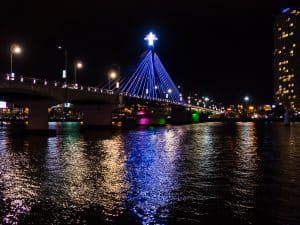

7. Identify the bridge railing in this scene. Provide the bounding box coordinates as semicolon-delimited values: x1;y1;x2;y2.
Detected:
1;74;222;112
1;73;189;106
1;73;115;95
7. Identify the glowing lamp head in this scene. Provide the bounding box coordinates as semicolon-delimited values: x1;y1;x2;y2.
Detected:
109;70;117;80
11;44;22;54
167;88;172;94
244;96;249;102
204;97;209;102
76;61;83;69
144;32;158;47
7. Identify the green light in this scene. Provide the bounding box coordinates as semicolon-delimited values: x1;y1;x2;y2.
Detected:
192;112;200;123
148;126;155;131
159;118;166;125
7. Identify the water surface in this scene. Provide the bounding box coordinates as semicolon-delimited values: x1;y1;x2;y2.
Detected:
0;122;300;224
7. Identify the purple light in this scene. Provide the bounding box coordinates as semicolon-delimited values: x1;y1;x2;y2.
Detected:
137;110;145;115
139;117;151;125
282;8;290;13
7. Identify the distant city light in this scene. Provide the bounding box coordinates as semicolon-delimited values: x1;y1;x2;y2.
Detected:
167;88;172;94
282;8;290;13
0;101;7;109
204;97;209;102
144;32;158;46
64;103;71;108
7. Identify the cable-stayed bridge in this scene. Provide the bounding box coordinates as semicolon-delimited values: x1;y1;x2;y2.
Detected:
0;32;219;131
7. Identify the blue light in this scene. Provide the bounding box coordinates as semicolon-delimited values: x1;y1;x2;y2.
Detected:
119;49;184;104
282;8;290;13
144;32;158;47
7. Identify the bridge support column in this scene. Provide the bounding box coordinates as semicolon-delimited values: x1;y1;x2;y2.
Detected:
27;101;50;131
79;104;114;127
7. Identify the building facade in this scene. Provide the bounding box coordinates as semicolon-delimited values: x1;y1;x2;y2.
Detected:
274;8;300;111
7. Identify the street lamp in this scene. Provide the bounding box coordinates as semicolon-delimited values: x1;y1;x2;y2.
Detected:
74;61;83;85
244;96;250;102
108;70;118;90
10;44;22;75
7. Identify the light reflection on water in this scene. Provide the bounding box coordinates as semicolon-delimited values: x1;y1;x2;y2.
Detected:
0;122;300;224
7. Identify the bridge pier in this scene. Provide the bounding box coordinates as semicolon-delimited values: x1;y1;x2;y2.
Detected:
26;101;54;134
78;104;114;127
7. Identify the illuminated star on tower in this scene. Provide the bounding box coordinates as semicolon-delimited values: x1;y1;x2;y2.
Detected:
144;32;158;47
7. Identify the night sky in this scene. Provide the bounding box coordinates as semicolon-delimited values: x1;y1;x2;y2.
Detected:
0;0;299;104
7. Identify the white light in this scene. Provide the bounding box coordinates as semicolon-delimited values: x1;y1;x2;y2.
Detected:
62;70;67;79
76;62;83;69
144;32;158;46
11;44;22;54
167;88;172;94
146;88;149;94
109;71;117;80
244;96;249;102
155;85;158;89
0;101;7;109
64;103;71;108
204;97;209;102
116;81;120;89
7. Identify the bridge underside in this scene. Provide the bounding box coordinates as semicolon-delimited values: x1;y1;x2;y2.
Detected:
0;89;118;131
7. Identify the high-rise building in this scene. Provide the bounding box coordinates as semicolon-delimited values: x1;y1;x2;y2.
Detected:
274;8;300;111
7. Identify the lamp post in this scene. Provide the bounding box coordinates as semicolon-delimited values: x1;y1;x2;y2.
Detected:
244;96;250;117
74;61;83;85
108;70;118;90
58;45;68;80
10;44;22;75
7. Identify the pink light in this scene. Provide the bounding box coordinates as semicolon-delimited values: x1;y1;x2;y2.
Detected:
137;110;145;115
139;117;151;125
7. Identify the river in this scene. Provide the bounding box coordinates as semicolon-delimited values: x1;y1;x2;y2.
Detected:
0;122;300;225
